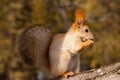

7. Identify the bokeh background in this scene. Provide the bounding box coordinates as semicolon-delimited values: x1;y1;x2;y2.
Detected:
0;0;120;80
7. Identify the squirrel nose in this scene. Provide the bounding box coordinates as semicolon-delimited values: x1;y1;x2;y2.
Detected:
90;35;94;41
90;38;93;41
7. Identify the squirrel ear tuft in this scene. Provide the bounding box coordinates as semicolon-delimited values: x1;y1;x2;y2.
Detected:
75;9;85;25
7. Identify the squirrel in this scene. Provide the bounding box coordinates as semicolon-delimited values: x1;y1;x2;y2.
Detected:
19;9;94;79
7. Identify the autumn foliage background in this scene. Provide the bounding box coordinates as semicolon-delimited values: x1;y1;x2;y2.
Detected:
0;0;120;80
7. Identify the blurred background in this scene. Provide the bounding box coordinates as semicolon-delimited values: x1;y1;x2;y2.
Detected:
0;0;120;80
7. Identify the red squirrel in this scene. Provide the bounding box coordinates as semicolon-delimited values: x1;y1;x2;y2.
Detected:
19;9;94;79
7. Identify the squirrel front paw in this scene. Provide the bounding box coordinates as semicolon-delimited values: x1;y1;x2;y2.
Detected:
87;39;94;45
83;40;94;48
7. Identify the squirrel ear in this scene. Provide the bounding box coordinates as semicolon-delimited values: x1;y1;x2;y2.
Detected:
75;9;85;25
77;19;82;25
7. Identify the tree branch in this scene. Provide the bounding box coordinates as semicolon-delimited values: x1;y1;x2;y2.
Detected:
59;62;120;80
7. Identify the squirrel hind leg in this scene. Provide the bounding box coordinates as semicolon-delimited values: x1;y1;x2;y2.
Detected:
62;71;74;78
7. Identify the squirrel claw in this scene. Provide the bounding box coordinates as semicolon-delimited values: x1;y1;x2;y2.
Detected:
62;71;74;78
89;40;94;44
83;40;94;48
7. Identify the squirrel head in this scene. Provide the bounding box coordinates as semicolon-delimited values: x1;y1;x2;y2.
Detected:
73;9;94;42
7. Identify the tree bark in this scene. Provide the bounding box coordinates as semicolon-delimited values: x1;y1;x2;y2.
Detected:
59;62;120;80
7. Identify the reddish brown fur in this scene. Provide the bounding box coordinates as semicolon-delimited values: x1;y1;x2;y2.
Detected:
19;9;94;80
49;9;94;79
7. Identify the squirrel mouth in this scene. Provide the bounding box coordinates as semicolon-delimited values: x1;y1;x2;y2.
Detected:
81;37;87;42
81;37;93;42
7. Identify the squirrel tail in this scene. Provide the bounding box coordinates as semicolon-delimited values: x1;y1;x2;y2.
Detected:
18;24;53;70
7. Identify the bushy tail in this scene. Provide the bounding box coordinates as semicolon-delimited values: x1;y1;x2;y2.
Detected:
19;24;53;70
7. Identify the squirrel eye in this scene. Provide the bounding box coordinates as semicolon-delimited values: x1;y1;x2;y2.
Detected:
85;29;88;33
